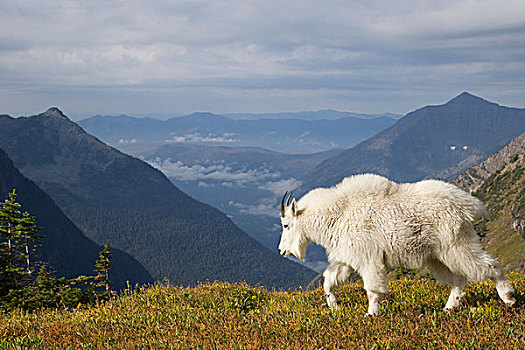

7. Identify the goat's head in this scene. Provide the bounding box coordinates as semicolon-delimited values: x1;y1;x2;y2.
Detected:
278;192;308;260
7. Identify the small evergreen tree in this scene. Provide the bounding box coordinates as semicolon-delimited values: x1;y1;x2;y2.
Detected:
18;211;42;274
0;190;41;293
0;189;111;310
95;241;112;292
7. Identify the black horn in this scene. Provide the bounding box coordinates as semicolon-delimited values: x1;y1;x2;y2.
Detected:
286;192;293;207
280;191;288;217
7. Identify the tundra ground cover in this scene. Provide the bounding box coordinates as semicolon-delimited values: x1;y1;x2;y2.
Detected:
1;276;524;349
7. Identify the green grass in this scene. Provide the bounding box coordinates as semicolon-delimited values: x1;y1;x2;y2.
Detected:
1;276;524;349
484;216;525;271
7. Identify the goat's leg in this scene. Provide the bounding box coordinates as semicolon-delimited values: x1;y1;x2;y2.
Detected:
323;262;352;309
427;258;467;310
445;276;467;310
492;272;516;306
440;237;516;307
360;264;388;315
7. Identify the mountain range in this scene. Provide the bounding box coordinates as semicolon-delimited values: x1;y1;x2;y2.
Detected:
223;110;402;121
78;111;396;153
3;91;522;284
298;92;525;195
0;148;153;289
80;92;524;272
0;108;316;289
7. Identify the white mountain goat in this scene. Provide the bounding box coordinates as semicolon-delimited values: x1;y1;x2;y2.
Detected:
278;174;516;315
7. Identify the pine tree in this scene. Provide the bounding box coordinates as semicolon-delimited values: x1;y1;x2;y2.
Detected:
17;211;42;274
95;241;112;292
0;189;111;310
0;190;41;293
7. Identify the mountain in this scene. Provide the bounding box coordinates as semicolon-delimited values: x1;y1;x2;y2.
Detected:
0;108;317;288
0;147;153;289
78;112;396;153
453;133;525;271
452;132;525;193
223;110;402;121
299;92;525;194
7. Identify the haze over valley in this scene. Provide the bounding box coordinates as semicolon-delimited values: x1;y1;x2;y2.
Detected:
78;93;525;272
78;110;396;271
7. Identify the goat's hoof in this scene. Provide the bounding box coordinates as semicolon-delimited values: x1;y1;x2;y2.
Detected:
504;297;517;307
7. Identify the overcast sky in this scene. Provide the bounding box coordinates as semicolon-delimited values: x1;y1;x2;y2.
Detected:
1;0;524;120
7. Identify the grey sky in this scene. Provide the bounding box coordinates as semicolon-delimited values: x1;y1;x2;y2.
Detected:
1;0;524;120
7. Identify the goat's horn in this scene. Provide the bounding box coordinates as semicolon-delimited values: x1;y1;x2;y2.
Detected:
286;192;293;207
280;191;288;217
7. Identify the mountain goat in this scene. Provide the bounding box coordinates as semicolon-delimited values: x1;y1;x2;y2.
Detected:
279;174;516;315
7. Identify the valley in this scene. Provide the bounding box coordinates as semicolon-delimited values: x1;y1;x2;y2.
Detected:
80;93;525;273
0;108;317;289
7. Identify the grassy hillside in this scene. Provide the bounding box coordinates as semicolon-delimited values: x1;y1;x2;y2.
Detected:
2;277;524;349
473;152;525;272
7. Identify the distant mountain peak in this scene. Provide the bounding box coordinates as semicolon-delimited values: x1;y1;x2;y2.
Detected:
40;107;69;120
188;112;221;118
446;92;492;106
171;112;232;122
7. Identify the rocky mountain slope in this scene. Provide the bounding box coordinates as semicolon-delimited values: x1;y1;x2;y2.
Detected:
452;132;525;193
452;132;525;271
0;108;316;288
0;147;153;289
298;92;525;194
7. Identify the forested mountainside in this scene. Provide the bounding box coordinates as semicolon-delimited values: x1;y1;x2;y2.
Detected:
0;108;316;289
299;92;525;195
124;142;342;252
0;147;153;289
453;132;525;271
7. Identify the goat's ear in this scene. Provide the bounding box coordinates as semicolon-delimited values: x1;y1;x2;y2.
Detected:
291;199;304;217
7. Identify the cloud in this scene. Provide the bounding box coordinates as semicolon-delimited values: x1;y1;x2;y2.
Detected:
1;1;525;116
167;133;237;143
147;158;280;184
259;178;303;197
228;198;280;217
222;178;304;217
147;157;302;217
118;138;138;144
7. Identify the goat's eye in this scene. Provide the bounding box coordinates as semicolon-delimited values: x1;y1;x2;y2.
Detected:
283;224;289;229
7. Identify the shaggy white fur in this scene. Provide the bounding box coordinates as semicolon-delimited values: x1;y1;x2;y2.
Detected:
278;173;516;315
